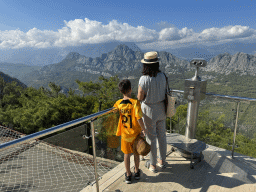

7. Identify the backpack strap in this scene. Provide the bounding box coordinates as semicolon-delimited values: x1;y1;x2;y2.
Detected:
163;72;170;94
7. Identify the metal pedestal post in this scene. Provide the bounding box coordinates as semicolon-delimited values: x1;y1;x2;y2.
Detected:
185;100;200;139
178;58;207;166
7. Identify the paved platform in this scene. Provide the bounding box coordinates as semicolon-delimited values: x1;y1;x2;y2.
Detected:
83;133;256;192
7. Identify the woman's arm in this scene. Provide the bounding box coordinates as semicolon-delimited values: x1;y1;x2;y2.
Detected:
137;85;145;101
137;118;147;137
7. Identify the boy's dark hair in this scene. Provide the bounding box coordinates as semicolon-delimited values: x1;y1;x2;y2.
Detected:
118;79;131;94
142;62;161;77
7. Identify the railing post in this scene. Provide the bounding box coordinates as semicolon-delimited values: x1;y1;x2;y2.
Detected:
169;117;172;133
232;101;240;159
90;118;99;192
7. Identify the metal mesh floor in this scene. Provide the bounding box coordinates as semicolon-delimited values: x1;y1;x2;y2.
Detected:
0;126;118;192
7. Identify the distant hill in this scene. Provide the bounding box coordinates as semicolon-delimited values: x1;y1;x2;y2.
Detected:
0;70;27;89
0;62;41;80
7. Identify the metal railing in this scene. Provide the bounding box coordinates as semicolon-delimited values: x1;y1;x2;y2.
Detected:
0;107;116;192
0;108;115;153
171;89;256;158
171;89;256;102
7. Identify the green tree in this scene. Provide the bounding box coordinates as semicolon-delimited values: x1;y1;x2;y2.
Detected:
67;88;76;97
0;76;6;100
253;133;256;142
75;75;122;112
0;80;24;109
48;82;61;98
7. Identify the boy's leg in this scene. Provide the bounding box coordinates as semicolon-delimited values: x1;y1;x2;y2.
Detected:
134;153;140;173
124;153;131;176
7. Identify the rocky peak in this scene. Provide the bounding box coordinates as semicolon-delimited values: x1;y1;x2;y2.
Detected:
208;52;232;64
220;52;231;57
125;42;141;52
65;52;81;60
229;52;251;67
204;52;256;75
107;44;138;61
114;44;132;51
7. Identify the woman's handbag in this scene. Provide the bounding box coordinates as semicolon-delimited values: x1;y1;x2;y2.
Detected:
133;134;151;156
163;73;177;118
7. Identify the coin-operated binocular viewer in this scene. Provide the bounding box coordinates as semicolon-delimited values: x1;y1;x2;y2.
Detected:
184;59;207;139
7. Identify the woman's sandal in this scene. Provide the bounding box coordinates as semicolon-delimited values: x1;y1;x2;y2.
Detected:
145;160;158;173
157;162;167;169
157;157;167;169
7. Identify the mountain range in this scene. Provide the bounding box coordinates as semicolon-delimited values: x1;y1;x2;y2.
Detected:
12;44;255;94
0;44;256;96
142;42;256;62
21;44;256;76
1;41;256;66
0;42;141;66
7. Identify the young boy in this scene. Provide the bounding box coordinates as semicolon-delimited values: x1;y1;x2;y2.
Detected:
113;79;147;184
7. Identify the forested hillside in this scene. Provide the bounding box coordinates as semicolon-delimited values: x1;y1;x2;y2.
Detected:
0;74;255;158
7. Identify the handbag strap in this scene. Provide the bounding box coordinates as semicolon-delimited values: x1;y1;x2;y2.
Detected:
163;72;170;94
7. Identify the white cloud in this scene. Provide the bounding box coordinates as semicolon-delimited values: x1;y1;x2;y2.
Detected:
0;18;255;50
200;25;254;40
159;27;194;41
139;25;256;50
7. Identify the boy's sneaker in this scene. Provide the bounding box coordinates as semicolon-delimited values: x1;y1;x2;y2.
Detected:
125;172;132;184
134;169;141;180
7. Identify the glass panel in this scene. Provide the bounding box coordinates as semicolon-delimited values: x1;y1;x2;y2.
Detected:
0;119;120;192
169;91;188;135
230;101;256;158
93;111;123;162
198;96;256;158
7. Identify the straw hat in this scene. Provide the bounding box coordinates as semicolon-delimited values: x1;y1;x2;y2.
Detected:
133;135;151;156
141;51;160;64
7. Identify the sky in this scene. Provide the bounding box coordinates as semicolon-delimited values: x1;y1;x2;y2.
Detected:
0;0;256;50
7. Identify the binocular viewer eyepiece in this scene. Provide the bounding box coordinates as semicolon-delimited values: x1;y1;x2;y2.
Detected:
190;58;207;67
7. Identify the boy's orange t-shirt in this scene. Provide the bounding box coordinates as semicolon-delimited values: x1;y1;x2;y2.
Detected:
113;98;143;142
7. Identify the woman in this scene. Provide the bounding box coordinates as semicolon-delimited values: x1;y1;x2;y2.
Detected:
137;51;167;173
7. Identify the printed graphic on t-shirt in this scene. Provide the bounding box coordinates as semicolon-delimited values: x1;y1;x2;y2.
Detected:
113;99;143;142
